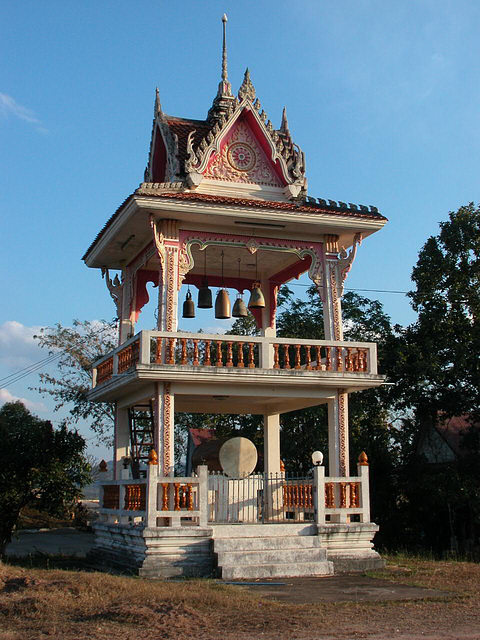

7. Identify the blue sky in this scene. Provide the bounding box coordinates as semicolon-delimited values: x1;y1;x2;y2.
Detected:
1;0;479;457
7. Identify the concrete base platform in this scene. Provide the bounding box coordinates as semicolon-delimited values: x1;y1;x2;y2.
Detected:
86;521;383;578
87;523;214;578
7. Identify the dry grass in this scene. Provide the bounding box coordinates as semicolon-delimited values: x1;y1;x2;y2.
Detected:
0;555;479;639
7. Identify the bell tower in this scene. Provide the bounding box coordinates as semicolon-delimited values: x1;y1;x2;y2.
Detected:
84;16;387;578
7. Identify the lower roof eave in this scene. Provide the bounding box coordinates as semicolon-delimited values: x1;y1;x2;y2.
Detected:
86;367;385;404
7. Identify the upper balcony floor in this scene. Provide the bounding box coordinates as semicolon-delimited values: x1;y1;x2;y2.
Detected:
88;330;383;413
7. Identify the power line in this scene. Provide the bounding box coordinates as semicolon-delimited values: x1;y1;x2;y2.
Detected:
1;320;117;390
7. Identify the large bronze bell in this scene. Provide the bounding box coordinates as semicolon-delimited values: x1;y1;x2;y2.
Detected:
197;278;213;309
182;290;195;318
232;295;248;318
248;281;266;309
215;288;231;319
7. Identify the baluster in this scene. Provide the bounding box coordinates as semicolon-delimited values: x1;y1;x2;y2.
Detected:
174;483;181;511
237;342;244;368
226;341;233;367
325;347;332;371
180;485;187;509
349;482;359;508
162;483;169;511
346;347;353;372
340;482;347;508
305;345;312;370
247;343;255;368
216;341;223;367
315;345;322;370
155;337;163;364
282;344;291;369
187;484;194;511
325;483;335;508
167;338;175;365
273;344;280;369
352;350;359;372
193;339;199;366
362;349;369;372
336;347;343;372
180;338;187;365
204;340;211;366
294;344;301;369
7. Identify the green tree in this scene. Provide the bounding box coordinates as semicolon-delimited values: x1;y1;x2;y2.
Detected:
0;402;91;557
32;320;116;444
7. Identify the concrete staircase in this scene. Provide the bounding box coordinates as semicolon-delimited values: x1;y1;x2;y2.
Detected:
214;534;334;579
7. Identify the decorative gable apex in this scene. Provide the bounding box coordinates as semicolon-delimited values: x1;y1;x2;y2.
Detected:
143;19;307;201
183;69;307;200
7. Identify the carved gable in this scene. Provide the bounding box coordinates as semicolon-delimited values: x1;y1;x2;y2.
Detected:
204;119;282;187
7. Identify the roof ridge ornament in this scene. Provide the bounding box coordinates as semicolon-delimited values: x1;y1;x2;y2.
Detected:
280;106;290;135
238;68;256;102
207;14;235;123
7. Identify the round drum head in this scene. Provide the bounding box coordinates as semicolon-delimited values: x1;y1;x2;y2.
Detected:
219;437;258;478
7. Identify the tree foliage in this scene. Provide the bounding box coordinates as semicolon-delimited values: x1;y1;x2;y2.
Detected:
0;402;91;556
31;320;117;443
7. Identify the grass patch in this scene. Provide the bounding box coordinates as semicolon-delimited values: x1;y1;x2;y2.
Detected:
0;556;479;639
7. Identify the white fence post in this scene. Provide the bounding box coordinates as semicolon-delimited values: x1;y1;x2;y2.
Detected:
146;454;159;528
197;465;209;527
357;454;370;523
314;465;325;525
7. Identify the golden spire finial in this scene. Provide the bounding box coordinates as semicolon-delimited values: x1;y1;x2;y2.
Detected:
222;14;228;83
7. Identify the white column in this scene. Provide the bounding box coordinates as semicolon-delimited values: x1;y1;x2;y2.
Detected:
259;278;275;368
197;465;209;528
263;413;281;475
357;461;371;523
313;464;326;525
114;405;130;480
327;391;349;477
153;381;175;477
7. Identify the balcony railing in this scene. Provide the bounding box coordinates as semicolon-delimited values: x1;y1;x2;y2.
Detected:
91;330;378;388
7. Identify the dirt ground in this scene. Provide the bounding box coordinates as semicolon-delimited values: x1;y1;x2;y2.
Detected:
0;555;479;640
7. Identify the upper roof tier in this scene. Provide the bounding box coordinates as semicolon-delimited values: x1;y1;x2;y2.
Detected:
83;16;387;268
144;68;309;202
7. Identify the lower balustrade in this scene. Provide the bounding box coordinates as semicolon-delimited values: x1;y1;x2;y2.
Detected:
98;455;370;527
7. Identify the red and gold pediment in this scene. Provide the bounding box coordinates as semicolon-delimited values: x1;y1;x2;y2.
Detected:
203;119;282;187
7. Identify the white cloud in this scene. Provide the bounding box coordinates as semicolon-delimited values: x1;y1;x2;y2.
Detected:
0;92;47;133
0;388;47;414
0;320;45;369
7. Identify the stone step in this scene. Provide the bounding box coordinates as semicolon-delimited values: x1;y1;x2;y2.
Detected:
214;535;322;552
220;561;334;580
216;547;328;566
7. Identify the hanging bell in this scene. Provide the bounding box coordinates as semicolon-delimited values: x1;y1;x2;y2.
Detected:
232;295;248;318
197;279;213;309
215;288;231;319
248;281;266;309
182;289;195;318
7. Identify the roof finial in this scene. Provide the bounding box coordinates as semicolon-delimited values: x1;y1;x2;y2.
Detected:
280;106;290;136
222;14;228;83
207;14;234;122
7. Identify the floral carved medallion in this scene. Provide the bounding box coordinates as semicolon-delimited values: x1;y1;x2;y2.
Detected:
227;142;256;172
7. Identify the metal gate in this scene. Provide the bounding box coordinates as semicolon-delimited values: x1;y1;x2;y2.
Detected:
208;472;315;524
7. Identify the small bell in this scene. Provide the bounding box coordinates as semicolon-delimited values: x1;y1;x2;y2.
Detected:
232;295;248;318
197;278;213;309
215;288;231;319
248;281;265;309
182;289;195;318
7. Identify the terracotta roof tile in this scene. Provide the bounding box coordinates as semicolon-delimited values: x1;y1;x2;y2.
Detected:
166;117;211;165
